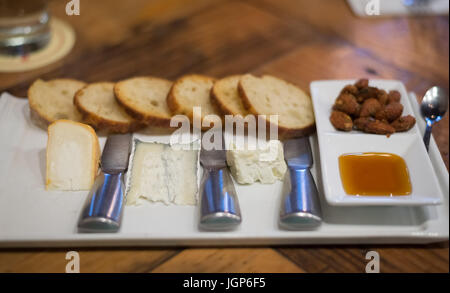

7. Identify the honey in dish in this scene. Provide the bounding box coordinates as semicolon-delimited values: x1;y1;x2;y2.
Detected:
339;152;412;196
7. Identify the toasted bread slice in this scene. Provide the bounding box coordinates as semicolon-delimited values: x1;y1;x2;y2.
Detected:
46;120;100;191
167;74;221;128
211;75;249;116
28;79;86;128
74;82;143;133
238;74;315;138
114;77;174;127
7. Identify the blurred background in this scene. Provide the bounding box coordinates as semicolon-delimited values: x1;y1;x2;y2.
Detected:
0;0;448;92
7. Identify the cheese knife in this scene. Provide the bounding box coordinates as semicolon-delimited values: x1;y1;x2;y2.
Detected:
78;133;132;233
199;132;242;231
279;137;322;230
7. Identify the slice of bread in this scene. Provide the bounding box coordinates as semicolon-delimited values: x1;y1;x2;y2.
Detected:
167;74;221;128
74;82;143;133
211;75;249;116
46;120;100;190
238;74;315;138
28;79;86;128
114;77;174;127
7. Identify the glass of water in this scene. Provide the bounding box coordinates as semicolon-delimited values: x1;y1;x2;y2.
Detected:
0;0;50;56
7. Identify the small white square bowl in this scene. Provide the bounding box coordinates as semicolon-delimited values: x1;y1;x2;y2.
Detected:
310;79;444;206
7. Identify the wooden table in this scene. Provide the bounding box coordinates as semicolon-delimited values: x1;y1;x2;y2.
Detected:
0;0;448;273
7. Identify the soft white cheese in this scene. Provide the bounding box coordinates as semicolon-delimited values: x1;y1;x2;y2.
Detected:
46;120;99;191
226;140;287;184
126;141;199;206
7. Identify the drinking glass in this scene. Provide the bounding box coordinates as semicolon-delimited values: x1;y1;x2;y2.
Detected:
0;0;50;56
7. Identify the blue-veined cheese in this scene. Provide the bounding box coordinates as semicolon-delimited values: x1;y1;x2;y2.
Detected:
126;141;199;206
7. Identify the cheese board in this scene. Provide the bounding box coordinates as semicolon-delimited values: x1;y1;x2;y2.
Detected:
0;88;448;247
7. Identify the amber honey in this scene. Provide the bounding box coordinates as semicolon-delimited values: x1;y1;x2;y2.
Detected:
339;152;412;196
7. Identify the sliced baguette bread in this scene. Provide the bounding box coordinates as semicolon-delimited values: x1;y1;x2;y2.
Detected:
114;77;174;127
74;82;143;133
46;120;100;191
28;79;86;128
167;74;221;128
238;74;315;138
211;75;249;116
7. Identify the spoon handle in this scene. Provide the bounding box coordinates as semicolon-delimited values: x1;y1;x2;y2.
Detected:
423;124;432;152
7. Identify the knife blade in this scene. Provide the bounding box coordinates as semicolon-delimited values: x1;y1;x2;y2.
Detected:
283;137;313;168
199;131;241;231
101;133;132;173
200;132;227;169
78;133;132;233
279;137;322;230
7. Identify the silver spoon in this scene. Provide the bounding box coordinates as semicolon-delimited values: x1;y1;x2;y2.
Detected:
420;86;448;152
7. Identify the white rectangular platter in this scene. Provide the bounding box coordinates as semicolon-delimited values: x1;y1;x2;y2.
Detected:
0;90;448;247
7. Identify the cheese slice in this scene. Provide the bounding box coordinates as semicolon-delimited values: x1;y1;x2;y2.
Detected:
226;140;287;184
126;141;199;206
127;143;169;204
46;120;100;190
163;146;199;205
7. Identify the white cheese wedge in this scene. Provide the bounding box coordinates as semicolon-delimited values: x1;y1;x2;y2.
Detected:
126;141;199;206
46;120;100;190
226;140;287;184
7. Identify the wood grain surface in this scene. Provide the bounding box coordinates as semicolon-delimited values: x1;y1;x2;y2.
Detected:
0;0;448;273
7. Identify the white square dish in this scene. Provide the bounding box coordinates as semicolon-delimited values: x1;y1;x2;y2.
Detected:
310;80;444;206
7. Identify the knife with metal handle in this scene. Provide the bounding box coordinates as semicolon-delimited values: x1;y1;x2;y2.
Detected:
279;137;322;230
78;133;132;233
199;132;241;231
